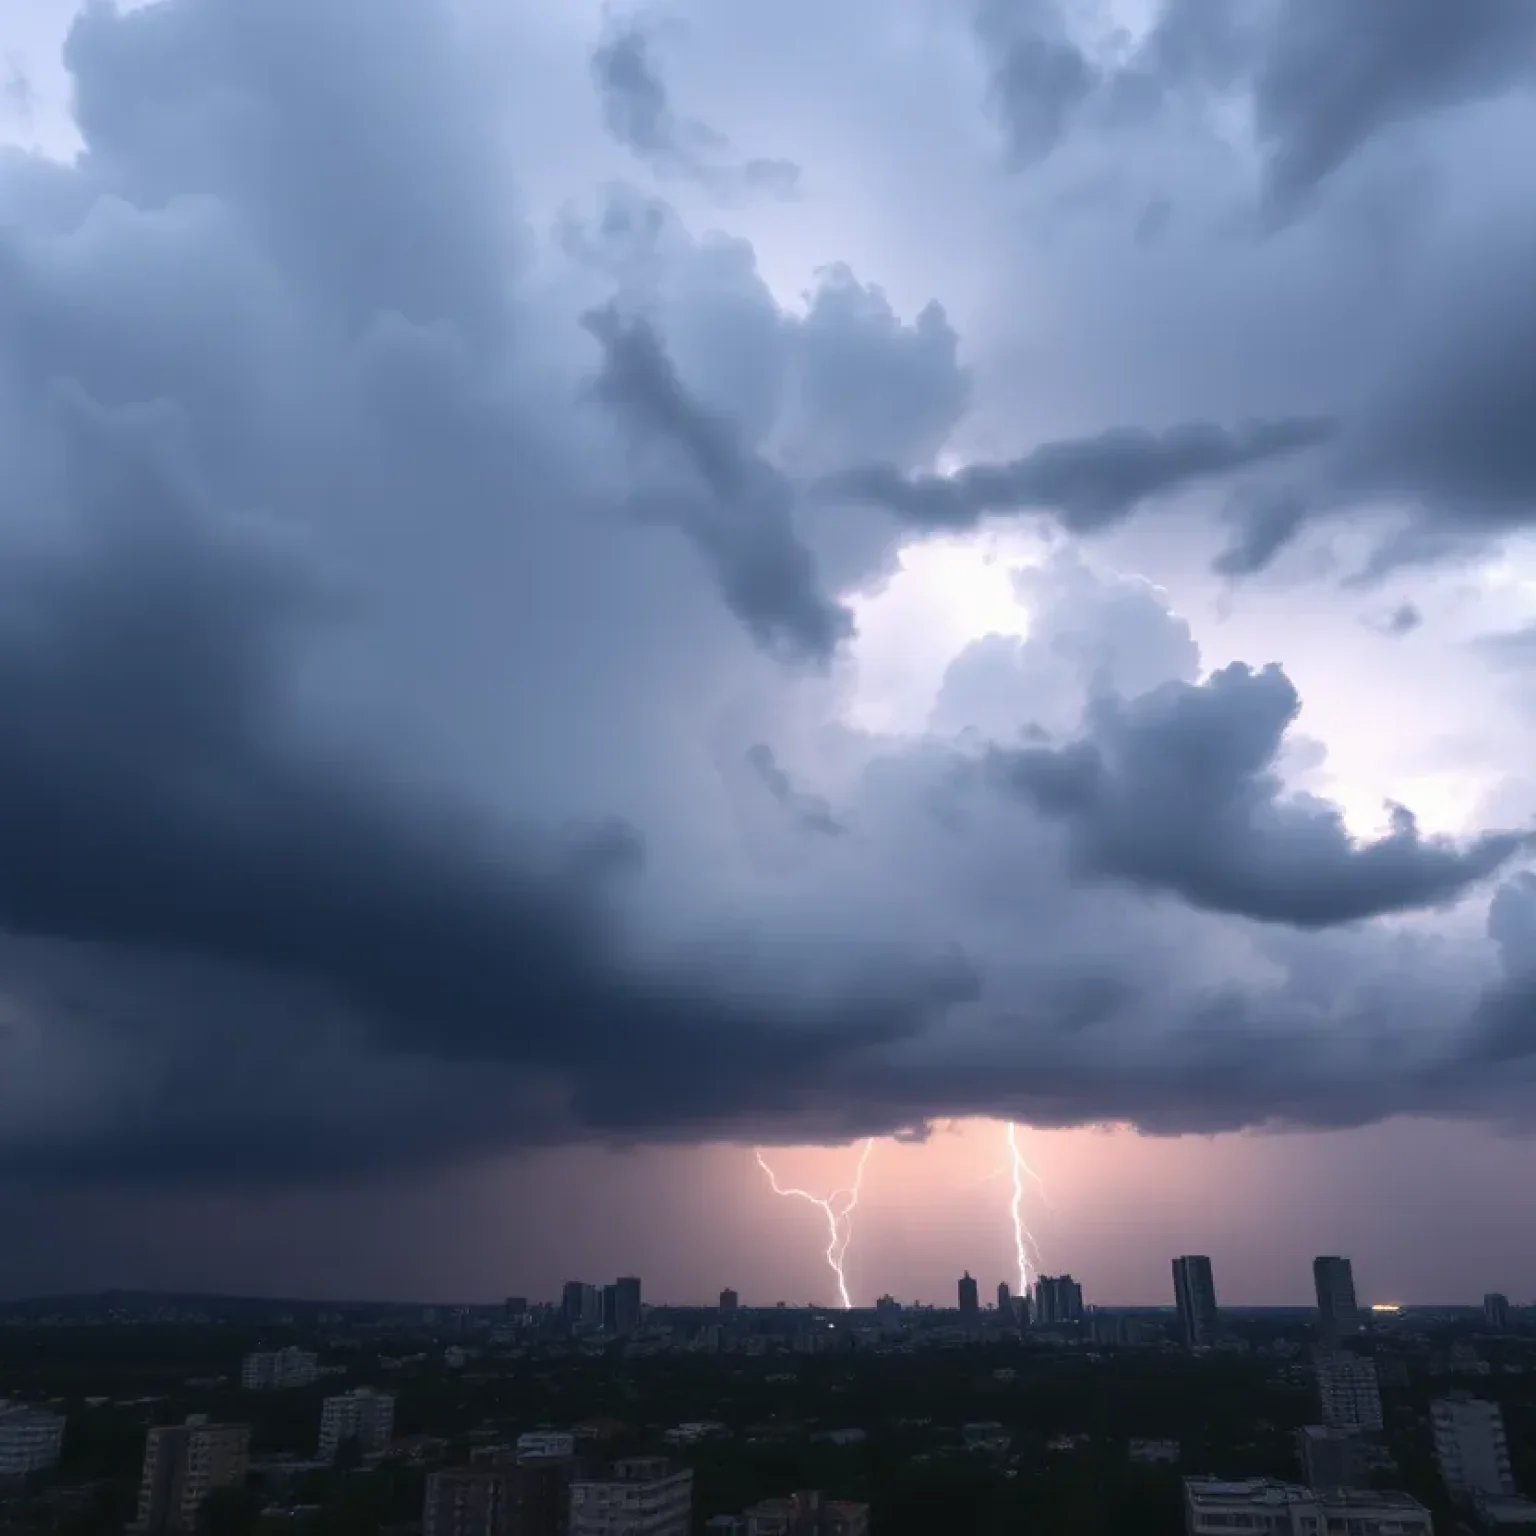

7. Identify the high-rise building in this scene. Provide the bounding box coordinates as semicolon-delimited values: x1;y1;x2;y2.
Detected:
570;1456;691;1536
131;1416;250;1532
1313;1257;1360;1341
560;1282;586;1326
720;1288;740;1313
997;1281;1011;1315
613;1277;643;1335
1297;1425;1368;1491
1313;1350;1383;1433
504;1296;527;1320
424;1468;510;1536
0;1404;65;1476
318;1388;395;1461
957;1272;979;1314
1033;1274;1084;1326
240;1347;318;1391
579;1285;603;1328
1485;1293;1511;1332
1172;1256;1219;1349
1432;1394;1516;1500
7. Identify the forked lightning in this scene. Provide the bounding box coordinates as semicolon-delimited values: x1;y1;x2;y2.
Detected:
755;1138;875;1310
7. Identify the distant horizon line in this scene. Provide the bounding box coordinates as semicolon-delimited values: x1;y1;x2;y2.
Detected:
0;1286;1521;1314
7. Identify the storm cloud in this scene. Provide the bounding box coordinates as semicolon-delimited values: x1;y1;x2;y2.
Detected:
1;0;1535;1220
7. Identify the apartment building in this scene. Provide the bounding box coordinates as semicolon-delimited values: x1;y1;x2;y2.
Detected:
1313;1350;1384;1433
1183;1477;1431;1535
240;1346;318;1391
131;1416;250;1532
1432;1393;1516;1500
0;1403;65;1477
570;1456;691;1536
318;1387;395;1461
740;1491;870;1536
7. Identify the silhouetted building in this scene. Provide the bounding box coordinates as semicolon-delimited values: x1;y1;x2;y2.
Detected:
613;1277;643;1334
571;1456;690;1536
504;1297;527;1320
1172;1255;1219;1348
1433;1394;1515;1500
602;1285;617;1332
1485;1292;1511;1332
997;1281;1011;1314
1297;1425;1368;1490
319;1388;394;1461
510;1454;583;1536
1314;1350;1383;1433
424;1468;510;1536
1033;1274;1083;1326
1313;1257;1360;1340
131;1416;250;1532
560;1282;586;1326
719;1288;739;1313
957;1272;979;1315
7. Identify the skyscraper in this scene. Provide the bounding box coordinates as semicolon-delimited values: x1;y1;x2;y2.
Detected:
997;1281;1011;1316
1313;1257;1360;1340
1172;1255;1219;1348
719;1288;739;1313
561;1281;586;1326
614;1276;642;1334
957;1272;979;1314
1032;1275;1084;1326
1485;1293;1510;1332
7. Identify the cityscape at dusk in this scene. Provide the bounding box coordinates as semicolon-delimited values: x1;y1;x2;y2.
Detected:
5;0;1536;1528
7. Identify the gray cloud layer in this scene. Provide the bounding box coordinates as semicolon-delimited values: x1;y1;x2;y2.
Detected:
1;0;1534;1199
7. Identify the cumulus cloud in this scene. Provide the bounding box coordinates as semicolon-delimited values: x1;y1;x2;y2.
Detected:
0;0;1533;1209
991;662;1529;927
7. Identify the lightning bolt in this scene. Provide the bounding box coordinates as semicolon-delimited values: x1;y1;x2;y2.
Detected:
1004;1121;1044;1298
755;1138;875;1310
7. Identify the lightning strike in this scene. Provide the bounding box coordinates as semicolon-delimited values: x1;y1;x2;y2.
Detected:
755;1138;875;1309
1004;1121;1044;1296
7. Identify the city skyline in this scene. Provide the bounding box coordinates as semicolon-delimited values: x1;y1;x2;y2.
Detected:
4;0;1536;1307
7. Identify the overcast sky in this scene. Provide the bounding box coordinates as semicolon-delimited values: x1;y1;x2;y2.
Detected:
3;0;1536;1309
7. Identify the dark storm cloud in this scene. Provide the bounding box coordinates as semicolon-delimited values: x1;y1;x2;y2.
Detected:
1254;0;1536;211
583;302;852;663
991;662;1529;928
591;17;800;199
827;417;1335;537
1;0;1534;1211
1368;603;1423;639
976;0;1098;166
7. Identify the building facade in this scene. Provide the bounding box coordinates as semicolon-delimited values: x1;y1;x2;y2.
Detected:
240;1347;318;1391
318;1387;395;1461
1485;1293;1512;1332
957;1272;979;1315
1433;1394;1516;1500
719;1289;739;1313
1183;1477;1431;1535
1314;1350;1384;1433
1313;1257;1360;1340
570;1456;691;1536
131;1416;251;1533
1297;1424;1367;1490
1172;1256;1219;1349
0;1404;65;1477
424;1468;510;1536
613;1277;643;1335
